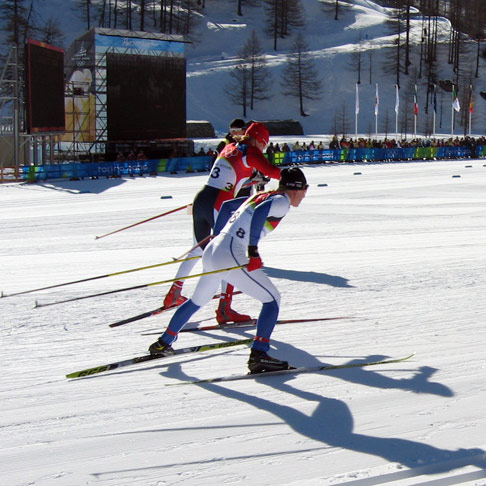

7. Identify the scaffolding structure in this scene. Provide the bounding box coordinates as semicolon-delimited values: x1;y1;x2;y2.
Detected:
1;45;65;180
1;28;189;175
61;27;188;160
0;46;23;179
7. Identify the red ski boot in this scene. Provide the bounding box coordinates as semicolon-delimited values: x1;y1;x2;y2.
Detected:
215;284;252;324
163;281;187;308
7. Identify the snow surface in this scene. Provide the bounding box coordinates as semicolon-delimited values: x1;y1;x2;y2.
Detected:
2;159;486;485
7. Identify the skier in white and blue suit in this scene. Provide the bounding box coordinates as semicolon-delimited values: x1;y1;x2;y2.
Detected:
149;167;309;374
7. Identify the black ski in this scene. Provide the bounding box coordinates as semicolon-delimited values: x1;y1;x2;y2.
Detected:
108;291;243;328
66;338;252;379
109;304;174;328
170;353;416;385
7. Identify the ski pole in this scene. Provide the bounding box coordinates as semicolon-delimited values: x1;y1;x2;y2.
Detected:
1;255;201;299
95;204;189;240
173;234;212;261
34;264;246;309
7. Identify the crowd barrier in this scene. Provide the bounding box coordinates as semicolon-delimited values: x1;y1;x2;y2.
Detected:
15;156;213;183
272;145;486;166
2;145;485;183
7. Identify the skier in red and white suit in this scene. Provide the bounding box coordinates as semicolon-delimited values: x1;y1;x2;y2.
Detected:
163;122;281;324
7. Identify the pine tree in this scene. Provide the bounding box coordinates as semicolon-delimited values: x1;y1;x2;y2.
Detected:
280;33;322;117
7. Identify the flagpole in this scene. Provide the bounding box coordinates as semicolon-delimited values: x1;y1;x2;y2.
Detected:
469;84;472;136
375;83;379;136
395;84;399;140
355;83;359;138
433;84;436;137
451;84;455;137
414;84;417;138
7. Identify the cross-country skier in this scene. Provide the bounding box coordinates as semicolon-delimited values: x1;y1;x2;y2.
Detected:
215;118;246;157
150;166;308;374
163;122;281;325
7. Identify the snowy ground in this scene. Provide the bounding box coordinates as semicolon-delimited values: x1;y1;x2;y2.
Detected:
1;160;486;485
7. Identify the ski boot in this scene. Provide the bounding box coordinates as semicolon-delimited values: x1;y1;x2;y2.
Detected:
215;283;252;324
149;340;175;357
163;281;187;308
247;349;289;374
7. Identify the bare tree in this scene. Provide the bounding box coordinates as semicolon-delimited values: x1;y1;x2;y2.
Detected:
264;0;305;51
349;35;364;85
225;29;272;116
154;0;200;36
280;33;322;117
114;0;119;28
404;0;411;75
126;0;132;30
0;0;30;47
383;5;405;88
243;29;272;110
71;0;92;31
37;17;65;47
225;60;251;118
333;102;350;138
236;0;259;16
139;0;147;31
368;47;373;84
98;0;108;27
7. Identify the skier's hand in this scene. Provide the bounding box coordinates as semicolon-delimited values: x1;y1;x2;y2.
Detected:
248;256;263;272
247;246;263;272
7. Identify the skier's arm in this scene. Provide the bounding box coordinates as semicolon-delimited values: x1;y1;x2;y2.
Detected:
245;199;272;271
248;198;273;247
246;145;281;180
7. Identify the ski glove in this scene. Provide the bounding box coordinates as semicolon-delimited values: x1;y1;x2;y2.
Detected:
247;245;263;272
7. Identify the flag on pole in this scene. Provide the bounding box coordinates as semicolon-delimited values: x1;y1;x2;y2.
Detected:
395;84;400;114
355;83;360;115
452;86;460;112
374;83;379;115
433;85;437;114
469;87;474;114
413;85;419;116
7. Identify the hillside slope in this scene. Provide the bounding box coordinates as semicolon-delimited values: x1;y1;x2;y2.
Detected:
18;0;483;136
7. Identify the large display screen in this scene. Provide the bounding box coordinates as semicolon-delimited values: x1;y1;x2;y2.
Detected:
25;39;65;133
106;53;186;140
